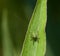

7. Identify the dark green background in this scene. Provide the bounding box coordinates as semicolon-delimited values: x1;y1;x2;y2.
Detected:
46;0;60;56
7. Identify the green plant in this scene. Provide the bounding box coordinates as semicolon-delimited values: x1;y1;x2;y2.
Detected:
2;9;13;56
20;0;47;56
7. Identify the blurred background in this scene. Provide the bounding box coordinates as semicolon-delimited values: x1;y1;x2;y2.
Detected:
0;0;60;56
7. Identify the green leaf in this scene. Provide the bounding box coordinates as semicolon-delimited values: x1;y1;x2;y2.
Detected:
2;9;13;56
20;0;47;56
